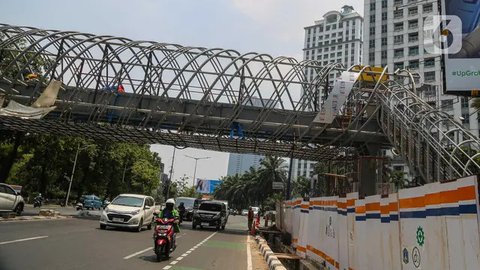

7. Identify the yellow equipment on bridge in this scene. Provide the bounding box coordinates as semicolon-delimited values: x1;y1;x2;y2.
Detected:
351;66;389;83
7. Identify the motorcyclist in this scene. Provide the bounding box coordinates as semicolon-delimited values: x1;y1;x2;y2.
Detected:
33;193;43;207
178;202;186;224
156;198;180;248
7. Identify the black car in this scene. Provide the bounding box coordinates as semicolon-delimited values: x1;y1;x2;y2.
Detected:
192;201;227;230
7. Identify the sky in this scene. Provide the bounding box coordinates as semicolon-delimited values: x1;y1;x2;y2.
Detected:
0;0;363;183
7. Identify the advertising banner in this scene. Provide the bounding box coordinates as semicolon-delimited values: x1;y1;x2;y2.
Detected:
313;71;359;124
440;0;480;93
195;179;221;194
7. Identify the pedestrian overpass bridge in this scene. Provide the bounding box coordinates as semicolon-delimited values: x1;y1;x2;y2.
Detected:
1;24;479;183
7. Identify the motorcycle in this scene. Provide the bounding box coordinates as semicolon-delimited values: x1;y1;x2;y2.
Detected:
33;196;43;208
153;218;176;262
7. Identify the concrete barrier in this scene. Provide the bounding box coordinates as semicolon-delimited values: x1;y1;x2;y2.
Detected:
282;175;480;270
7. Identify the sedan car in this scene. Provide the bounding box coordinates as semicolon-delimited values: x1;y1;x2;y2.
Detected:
241;209;248;216
100;194;155;232
0;183;24;215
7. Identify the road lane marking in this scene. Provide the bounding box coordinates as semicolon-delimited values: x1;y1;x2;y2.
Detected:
123;247;152;260
0;236;48;245
123;234;184;260
247;235;252;270
163;231;217;269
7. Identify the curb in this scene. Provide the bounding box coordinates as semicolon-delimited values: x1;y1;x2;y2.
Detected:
0;215;69;222
255;235;287;270
73;210;101;220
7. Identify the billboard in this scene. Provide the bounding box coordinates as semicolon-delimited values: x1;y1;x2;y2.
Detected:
440;0;480;94
195;179;221;194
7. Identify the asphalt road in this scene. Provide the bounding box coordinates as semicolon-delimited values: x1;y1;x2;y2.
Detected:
0;215;251;270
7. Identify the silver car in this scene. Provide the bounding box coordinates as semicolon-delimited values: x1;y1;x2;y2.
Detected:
99;194;155;232
0;183;24;215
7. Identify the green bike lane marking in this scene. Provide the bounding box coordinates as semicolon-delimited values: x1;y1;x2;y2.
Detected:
168;232;248;270
201;240;244;250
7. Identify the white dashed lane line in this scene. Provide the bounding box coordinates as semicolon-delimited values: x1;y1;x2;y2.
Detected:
0;236;48;245
123;233;185;260
162;231;217;270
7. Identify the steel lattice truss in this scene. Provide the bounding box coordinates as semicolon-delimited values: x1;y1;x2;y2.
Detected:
0;24;388;161
2;24;478;182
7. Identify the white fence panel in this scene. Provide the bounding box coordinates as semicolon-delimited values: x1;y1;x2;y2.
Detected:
280;176;479;270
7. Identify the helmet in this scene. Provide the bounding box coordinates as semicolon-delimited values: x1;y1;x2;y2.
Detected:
166;198;175;205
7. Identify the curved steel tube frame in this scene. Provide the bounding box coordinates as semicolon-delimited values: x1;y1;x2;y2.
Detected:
0;24;358;161
1;24;479;181
376;67;480;181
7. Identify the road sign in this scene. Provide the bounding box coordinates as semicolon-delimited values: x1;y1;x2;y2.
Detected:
272;182;284;190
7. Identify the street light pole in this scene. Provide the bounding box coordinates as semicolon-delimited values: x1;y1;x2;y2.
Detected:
65;143;81;207
166;147;176;199
65;143;93;206
185;155;211;187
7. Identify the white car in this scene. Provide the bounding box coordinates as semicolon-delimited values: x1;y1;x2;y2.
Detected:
100;194;155;232
0;183;24;215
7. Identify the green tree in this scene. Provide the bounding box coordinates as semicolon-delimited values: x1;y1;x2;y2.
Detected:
179;186;200;198
2;134;163;203
292;176;311;198
390;170;407;190
0;33;54;183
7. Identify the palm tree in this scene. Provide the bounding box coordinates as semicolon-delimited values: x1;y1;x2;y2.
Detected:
255;156;287;206
213;156;287;209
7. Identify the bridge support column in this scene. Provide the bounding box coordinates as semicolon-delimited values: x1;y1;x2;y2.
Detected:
357;144;387;197
286;154;293;200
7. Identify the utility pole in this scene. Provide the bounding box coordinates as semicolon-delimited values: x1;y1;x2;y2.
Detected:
185;155;211;187
286;144;294;200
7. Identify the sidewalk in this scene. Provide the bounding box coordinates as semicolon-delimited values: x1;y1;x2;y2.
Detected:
1;205;102;222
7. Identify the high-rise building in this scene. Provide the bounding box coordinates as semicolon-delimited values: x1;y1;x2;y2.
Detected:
298;5;364;180
363;0;479;138
303;5;364;83
227;153;262;176
292;158;317;180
